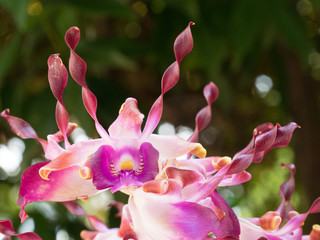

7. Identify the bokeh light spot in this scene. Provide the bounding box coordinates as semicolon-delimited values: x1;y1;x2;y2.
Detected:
132;1;148;17
254;74;273;98
158;122;175;135
18;217;35;233
151;0;166;14
297;0;313;16
28;0;43;16
0;138;25;176
125;22;142;39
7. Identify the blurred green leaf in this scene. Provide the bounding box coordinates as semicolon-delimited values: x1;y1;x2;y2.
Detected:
0;0;29;31
0;34;22;90
54;0;136;18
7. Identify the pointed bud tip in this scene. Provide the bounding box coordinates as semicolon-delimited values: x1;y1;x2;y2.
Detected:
48;54;63;67
1;109;10;116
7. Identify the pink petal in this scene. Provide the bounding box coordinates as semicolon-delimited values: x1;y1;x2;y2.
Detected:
186;164;231;202
65;27;110;140
210;190;240;238
165;166;205;187
89;142;159;192
0;220;42;240
228;122;299;174
18;162;99;222
188;82;219;144
148;134;206;159
219;171;252;186
1;109;47;151
129;183;219;240
108;98;144;138
276;164;296;222
47;54;69;143
141;22;194;138
39;139;105;180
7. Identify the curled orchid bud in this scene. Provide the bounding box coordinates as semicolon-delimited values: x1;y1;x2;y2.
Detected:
212;156;231;171
259;211;282;231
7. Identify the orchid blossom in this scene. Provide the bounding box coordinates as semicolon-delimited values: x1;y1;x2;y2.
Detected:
127;165;240;240
1;22;207;222
1;21;319;240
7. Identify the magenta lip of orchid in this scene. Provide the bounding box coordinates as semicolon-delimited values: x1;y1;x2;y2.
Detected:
1;22;320;240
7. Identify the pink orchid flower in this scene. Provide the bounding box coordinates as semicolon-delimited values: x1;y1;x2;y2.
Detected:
1;22;206;222
125;161;240;240
239;164;320;240
131;120;299;240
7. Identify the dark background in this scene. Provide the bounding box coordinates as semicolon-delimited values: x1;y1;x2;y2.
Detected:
0;0;320;239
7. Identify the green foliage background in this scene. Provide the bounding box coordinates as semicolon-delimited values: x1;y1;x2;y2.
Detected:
0;0;320;239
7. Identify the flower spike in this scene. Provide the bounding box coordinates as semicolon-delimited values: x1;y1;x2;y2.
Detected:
141;22;195;139
65;26;110;140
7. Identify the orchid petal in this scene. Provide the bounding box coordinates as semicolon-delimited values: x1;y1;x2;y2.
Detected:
129;183;219;240
81;229;122;240
44;135;65;160
1;109;47;151
219;171;252;186
118;205;135;238
47;54;70;145
186;164;231;202
228;122;299;174
148;134;206;159
188;82;219;144
90;142;159;193
65;27;110;140
108;98;144;138
133;142;160;183
165;166;205;187
89;145;120;191
141;22;194;139
38;139;105;180
0;220;42;240
18;162;99;222
210;190;240;238
276;163;296;222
